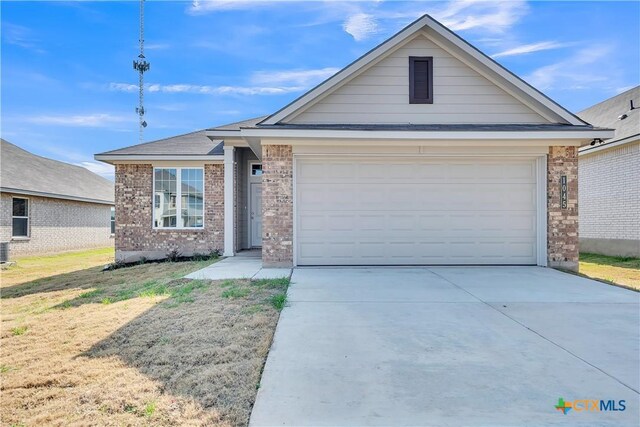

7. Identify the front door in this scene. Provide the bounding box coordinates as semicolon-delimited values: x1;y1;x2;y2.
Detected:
250;183;262;247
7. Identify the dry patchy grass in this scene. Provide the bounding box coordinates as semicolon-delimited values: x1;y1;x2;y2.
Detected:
1;247;115;287
1;254;289;426
579;253;640;291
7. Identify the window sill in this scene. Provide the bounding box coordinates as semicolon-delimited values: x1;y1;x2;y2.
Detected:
152;228;205;231
11;237;30;241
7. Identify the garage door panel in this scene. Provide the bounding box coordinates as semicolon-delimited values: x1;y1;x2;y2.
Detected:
296;157;538;265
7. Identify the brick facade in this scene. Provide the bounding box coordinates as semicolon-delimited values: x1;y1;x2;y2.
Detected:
112;146;581;269
578;141;639;257
114;163;224;262
0;192;113;257
261;145;293;267
547;146;579;271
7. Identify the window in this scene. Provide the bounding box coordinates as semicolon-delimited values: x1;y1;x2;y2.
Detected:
110;207;115;234
153;168;204;228
12;197;29;238
251;164;263;176
409;56;433;104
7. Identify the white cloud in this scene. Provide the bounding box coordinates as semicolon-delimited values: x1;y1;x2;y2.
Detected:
189;0;277;14
433;0;529;33
26;113;134;127
3;22;44;52
107;68;338;97
251;67;340;86
109;82;305;95
76;161;115;180
525;45;613;90
343;13;378;42
491;41;574;58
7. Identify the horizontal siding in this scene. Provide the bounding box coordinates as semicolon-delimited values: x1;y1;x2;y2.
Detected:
289;35;549;125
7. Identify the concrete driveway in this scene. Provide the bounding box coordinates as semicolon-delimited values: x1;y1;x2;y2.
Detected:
250;267;639;426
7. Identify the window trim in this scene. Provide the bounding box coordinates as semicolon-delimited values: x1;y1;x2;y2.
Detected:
409;56;433;104
152;167;205;230
11;196;30;239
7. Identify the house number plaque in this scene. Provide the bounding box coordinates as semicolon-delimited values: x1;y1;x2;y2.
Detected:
561;175;568;209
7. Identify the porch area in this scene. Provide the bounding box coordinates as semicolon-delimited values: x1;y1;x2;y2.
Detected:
185;250;291;280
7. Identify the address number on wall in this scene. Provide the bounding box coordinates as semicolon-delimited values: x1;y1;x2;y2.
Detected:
561;175;568;209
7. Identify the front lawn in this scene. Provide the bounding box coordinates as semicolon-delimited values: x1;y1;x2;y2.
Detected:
579;253;640;291
2;246;115;287
1;251;289;426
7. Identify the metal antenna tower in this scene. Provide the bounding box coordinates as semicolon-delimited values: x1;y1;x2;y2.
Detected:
133;0;150;143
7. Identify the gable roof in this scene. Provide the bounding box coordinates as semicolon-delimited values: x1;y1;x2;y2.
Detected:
1;139;114;204
578;86;639;147
208;116;267;132
260;14;586;127
97;130;223;157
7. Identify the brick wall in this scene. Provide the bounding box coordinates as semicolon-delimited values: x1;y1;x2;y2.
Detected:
579;141;639;241
262;145;293;267
114;163;224;262
0;192;113;257
547;146;579;271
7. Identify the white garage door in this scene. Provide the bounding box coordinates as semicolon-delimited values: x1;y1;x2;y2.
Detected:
296;157;538;265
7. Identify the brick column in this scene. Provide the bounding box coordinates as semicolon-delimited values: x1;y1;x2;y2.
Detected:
547;146;579;271
262;145;293;267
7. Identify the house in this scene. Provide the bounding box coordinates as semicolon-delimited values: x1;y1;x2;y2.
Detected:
95;15;614;271
1;139;115;257
576;86;639;257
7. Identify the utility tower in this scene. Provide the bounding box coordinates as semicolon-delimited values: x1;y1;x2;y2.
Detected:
133;0;150;143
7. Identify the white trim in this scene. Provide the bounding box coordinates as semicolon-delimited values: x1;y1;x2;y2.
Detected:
95;154;223;164
292;156;298;267
152;167;206;230
241;128;613;142
536;155;548;267
223;146;235;256
11;196;30;238
262;14;584;126
293;153;548;266
578;135;640;156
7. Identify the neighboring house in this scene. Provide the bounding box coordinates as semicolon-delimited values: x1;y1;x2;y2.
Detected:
96;15;613;271
1;139;115;257
577;86;640;257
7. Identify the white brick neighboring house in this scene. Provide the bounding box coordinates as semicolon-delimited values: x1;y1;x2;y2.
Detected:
1;139;115;258
577;86;640;257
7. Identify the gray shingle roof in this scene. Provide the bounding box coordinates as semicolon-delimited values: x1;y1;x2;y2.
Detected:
207;116;268;131
97;130;223;156
1;139;114;204
578;86;640;144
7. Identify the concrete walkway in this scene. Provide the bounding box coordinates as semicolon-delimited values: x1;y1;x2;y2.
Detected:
185;251;291;280
250;267;640;426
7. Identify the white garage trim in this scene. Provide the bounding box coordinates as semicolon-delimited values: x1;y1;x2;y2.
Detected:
293;154;547;266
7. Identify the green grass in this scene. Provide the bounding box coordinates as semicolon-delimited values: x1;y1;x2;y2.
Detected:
222;287;250;299
270;293;287;311
0;365;12;373
144;401;157;417
11;326;28;336
579;253;640;291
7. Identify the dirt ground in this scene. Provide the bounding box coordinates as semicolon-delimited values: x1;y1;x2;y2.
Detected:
579;253;640;291
1;255;287;426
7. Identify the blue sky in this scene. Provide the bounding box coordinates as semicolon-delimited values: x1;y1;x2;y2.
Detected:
2;1;639;179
